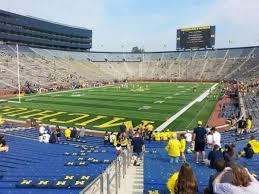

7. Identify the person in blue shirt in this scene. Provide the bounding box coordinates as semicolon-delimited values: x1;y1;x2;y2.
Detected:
192;121;207;164
208;144;223;168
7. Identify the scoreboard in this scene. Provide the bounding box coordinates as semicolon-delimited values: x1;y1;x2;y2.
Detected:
176;26;215;50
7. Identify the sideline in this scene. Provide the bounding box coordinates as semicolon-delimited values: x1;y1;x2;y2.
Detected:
7;84;115;101
155;83;218;132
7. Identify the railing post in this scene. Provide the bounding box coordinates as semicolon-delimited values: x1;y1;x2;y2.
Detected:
100;174;104;194
107;170;110;194
115;160;118;194
118;156;121;188
123;152;126;178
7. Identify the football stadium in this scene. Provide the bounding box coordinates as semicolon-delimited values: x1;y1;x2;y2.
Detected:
0;1;259;194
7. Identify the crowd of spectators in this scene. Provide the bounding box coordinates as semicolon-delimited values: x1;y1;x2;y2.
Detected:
165;121;259;194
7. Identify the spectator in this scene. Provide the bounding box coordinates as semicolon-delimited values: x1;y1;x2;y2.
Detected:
207;132;213;149
211;127;221;148
132;132;145;166
208;144;223;168
204;159;232;194
0;114;4;126
49;131;57;144
71;127;78;139
79;127;86;137
248;136;259;154
185;130;192;144
44;126;51;135
165;132;181;163
224;144;238;167
120;135;129;148
128;128;134;142
120;123;127;133
0;135;9;152
42;131;50;143
205;125;211;133
146;123;154;140
56;126;61;143
103;131;110;145
153;131;161;141
115;143;122;156
179;133;186;161
161;130;169;141
241;143;254;159
38;124;45;142
237;117;246;135
245;116;252;133
109;132;116;145
213;164;259;194
192;121;207;164
64;127;71;140
167;163;198;194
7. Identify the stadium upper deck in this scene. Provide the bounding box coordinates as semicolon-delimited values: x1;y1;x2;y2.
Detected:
0;10;92;51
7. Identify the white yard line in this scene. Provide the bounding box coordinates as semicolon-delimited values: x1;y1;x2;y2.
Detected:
155;83;218;132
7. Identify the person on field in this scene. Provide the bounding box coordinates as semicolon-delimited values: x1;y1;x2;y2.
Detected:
192;121;207;164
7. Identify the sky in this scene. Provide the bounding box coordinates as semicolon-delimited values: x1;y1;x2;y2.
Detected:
0;0;259;51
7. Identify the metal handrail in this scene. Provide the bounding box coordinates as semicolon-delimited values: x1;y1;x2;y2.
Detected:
80;148;130;194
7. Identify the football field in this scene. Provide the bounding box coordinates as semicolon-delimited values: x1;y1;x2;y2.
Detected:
0;82;220;132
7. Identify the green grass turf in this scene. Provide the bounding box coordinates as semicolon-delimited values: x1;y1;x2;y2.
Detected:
0;82;218;132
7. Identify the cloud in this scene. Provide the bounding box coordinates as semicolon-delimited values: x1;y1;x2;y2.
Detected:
1;0;259;51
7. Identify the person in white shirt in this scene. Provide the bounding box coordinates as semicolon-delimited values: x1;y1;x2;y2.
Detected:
185;130;193;152
42;132;50;143
213;165;259;194
39;124;45;142
211;127;221;148
185;130;192;143
109;132;116;145
207;132;213;149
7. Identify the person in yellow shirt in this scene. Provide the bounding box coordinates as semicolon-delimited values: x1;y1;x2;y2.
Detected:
153;131;161;141
179;133;186;161
245;116;252;133
145;123;154;140
248;136;259;154
64;127;71;139
161;131;169;141
166;129;172;139
120;136;129;148
167;163;198;194
0;115;3;125
167;172;179;194
147;123;154;132
165;133;181;163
